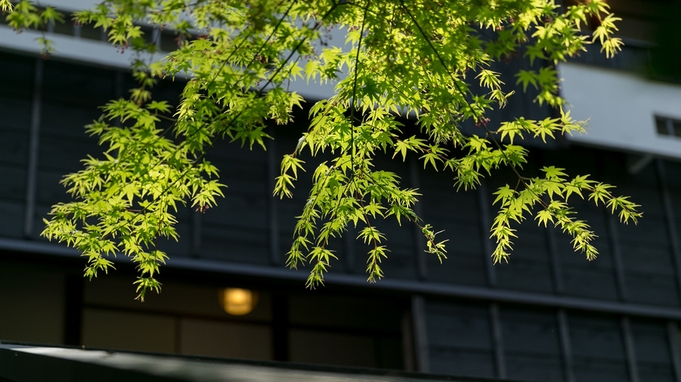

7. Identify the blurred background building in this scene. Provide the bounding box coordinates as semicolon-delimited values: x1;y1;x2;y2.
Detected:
1;0;681;381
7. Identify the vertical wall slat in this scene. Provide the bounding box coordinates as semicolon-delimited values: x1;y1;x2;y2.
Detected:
191;211;202;257
478;180;497;287
489;303;507;379
557;309;576;382
667;322;681;382
607;213;628;302
344;226;355;273
546;227;564;295
267;130;281;266
23;59;43;239
656;160;681;303
411;295;430;373
409;158;428;281
622;317;641;382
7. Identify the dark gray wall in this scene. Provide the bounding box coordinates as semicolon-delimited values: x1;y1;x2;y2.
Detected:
2;51;681;381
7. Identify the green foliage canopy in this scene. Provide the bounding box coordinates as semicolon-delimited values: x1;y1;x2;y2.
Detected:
1;0;640;300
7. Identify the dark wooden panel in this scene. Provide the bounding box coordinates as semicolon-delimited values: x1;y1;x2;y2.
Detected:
202;193;268;230
358;217;417;280
500;306;566;380
38;135;99;175
495;256;554;294
495;226;554;294
572;359;630;382
200;225;269;265
207;136;270;163
213;161;268;196
42;60;116;106
500;307;561;355
0;129;29;166
621;241;676;275
0;201;24;238
426;216;483;254
426;300;492;349
429;348;496;379
0;165;27;202
638;364;675;382
40;102;101;138
630;319;672;364
555;209;620;300
619;215;671;246
35;171;70;207
156;218;192;258
561;264;620;301
505;354;564;382
277;198;305;256
428;249;487;287
665;160;681;190
555;230;615;267
625;270;680;307
603;153;665;217
419;171;480;220
0;95;32;131
570;314;626;360
0;53;35;96
288;293;404;332
31;204;55;239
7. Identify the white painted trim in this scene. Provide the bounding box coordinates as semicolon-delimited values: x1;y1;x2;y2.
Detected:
560;62;681;159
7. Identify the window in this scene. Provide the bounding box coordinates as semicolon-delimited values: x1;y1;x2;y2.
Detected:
655;115;681;138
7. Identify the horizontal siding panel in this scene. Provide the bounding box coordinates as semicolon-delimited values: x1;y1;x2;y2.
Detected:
428;250;487;287
496;230;554;293
202;194;268;229
426;300;492;349
638;364;675;382
38;136;99;174
500;308;561;355
505;354;564;382
0;96;31;131
0;53;35;94
0;201;24;238
35;171;69;207
429;348;496;379
619;215;670;246
31;205;54;239
0;130;29;166
200;226;269;265
569;314;626;361
631;319;672;364
621;242;676;275
0;165;27;203
427;219;483;254
561;265;620;301
625;271;680;307
42;61;115;106
572;359;629;382
40;102;100;137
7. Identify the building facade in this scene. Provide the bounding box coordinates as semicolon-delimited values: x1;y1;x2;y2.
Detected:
1;0;681;381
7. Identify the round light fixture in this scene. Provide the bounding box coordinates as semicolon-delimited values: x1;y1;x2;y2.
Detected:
219;288;258;315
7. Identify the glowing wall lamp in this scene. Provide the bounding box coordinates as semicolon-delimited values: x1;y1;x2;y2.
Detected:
219;288;258;315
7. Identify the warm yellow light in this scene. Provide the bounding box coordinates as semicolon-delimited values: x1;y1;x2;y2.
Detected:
219;288;258;315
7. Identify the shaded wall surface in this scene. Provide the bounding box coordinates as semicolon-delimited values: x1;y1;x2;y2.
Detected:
2;50;681;382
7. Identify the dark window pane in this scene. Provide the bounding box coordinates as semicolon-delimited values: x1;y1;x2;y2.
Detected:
80;23;103;41
672;120;681;137
53;17;75;36
140;25;156;44
656;116;669;135
160;29;180;52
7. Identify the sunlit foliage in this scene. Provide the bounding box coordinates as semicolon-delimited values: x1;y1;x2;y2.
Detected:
3;0;639;299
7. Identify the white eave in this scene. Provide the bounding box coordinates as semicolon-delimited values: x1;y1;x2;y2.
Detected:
559;61;681;160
